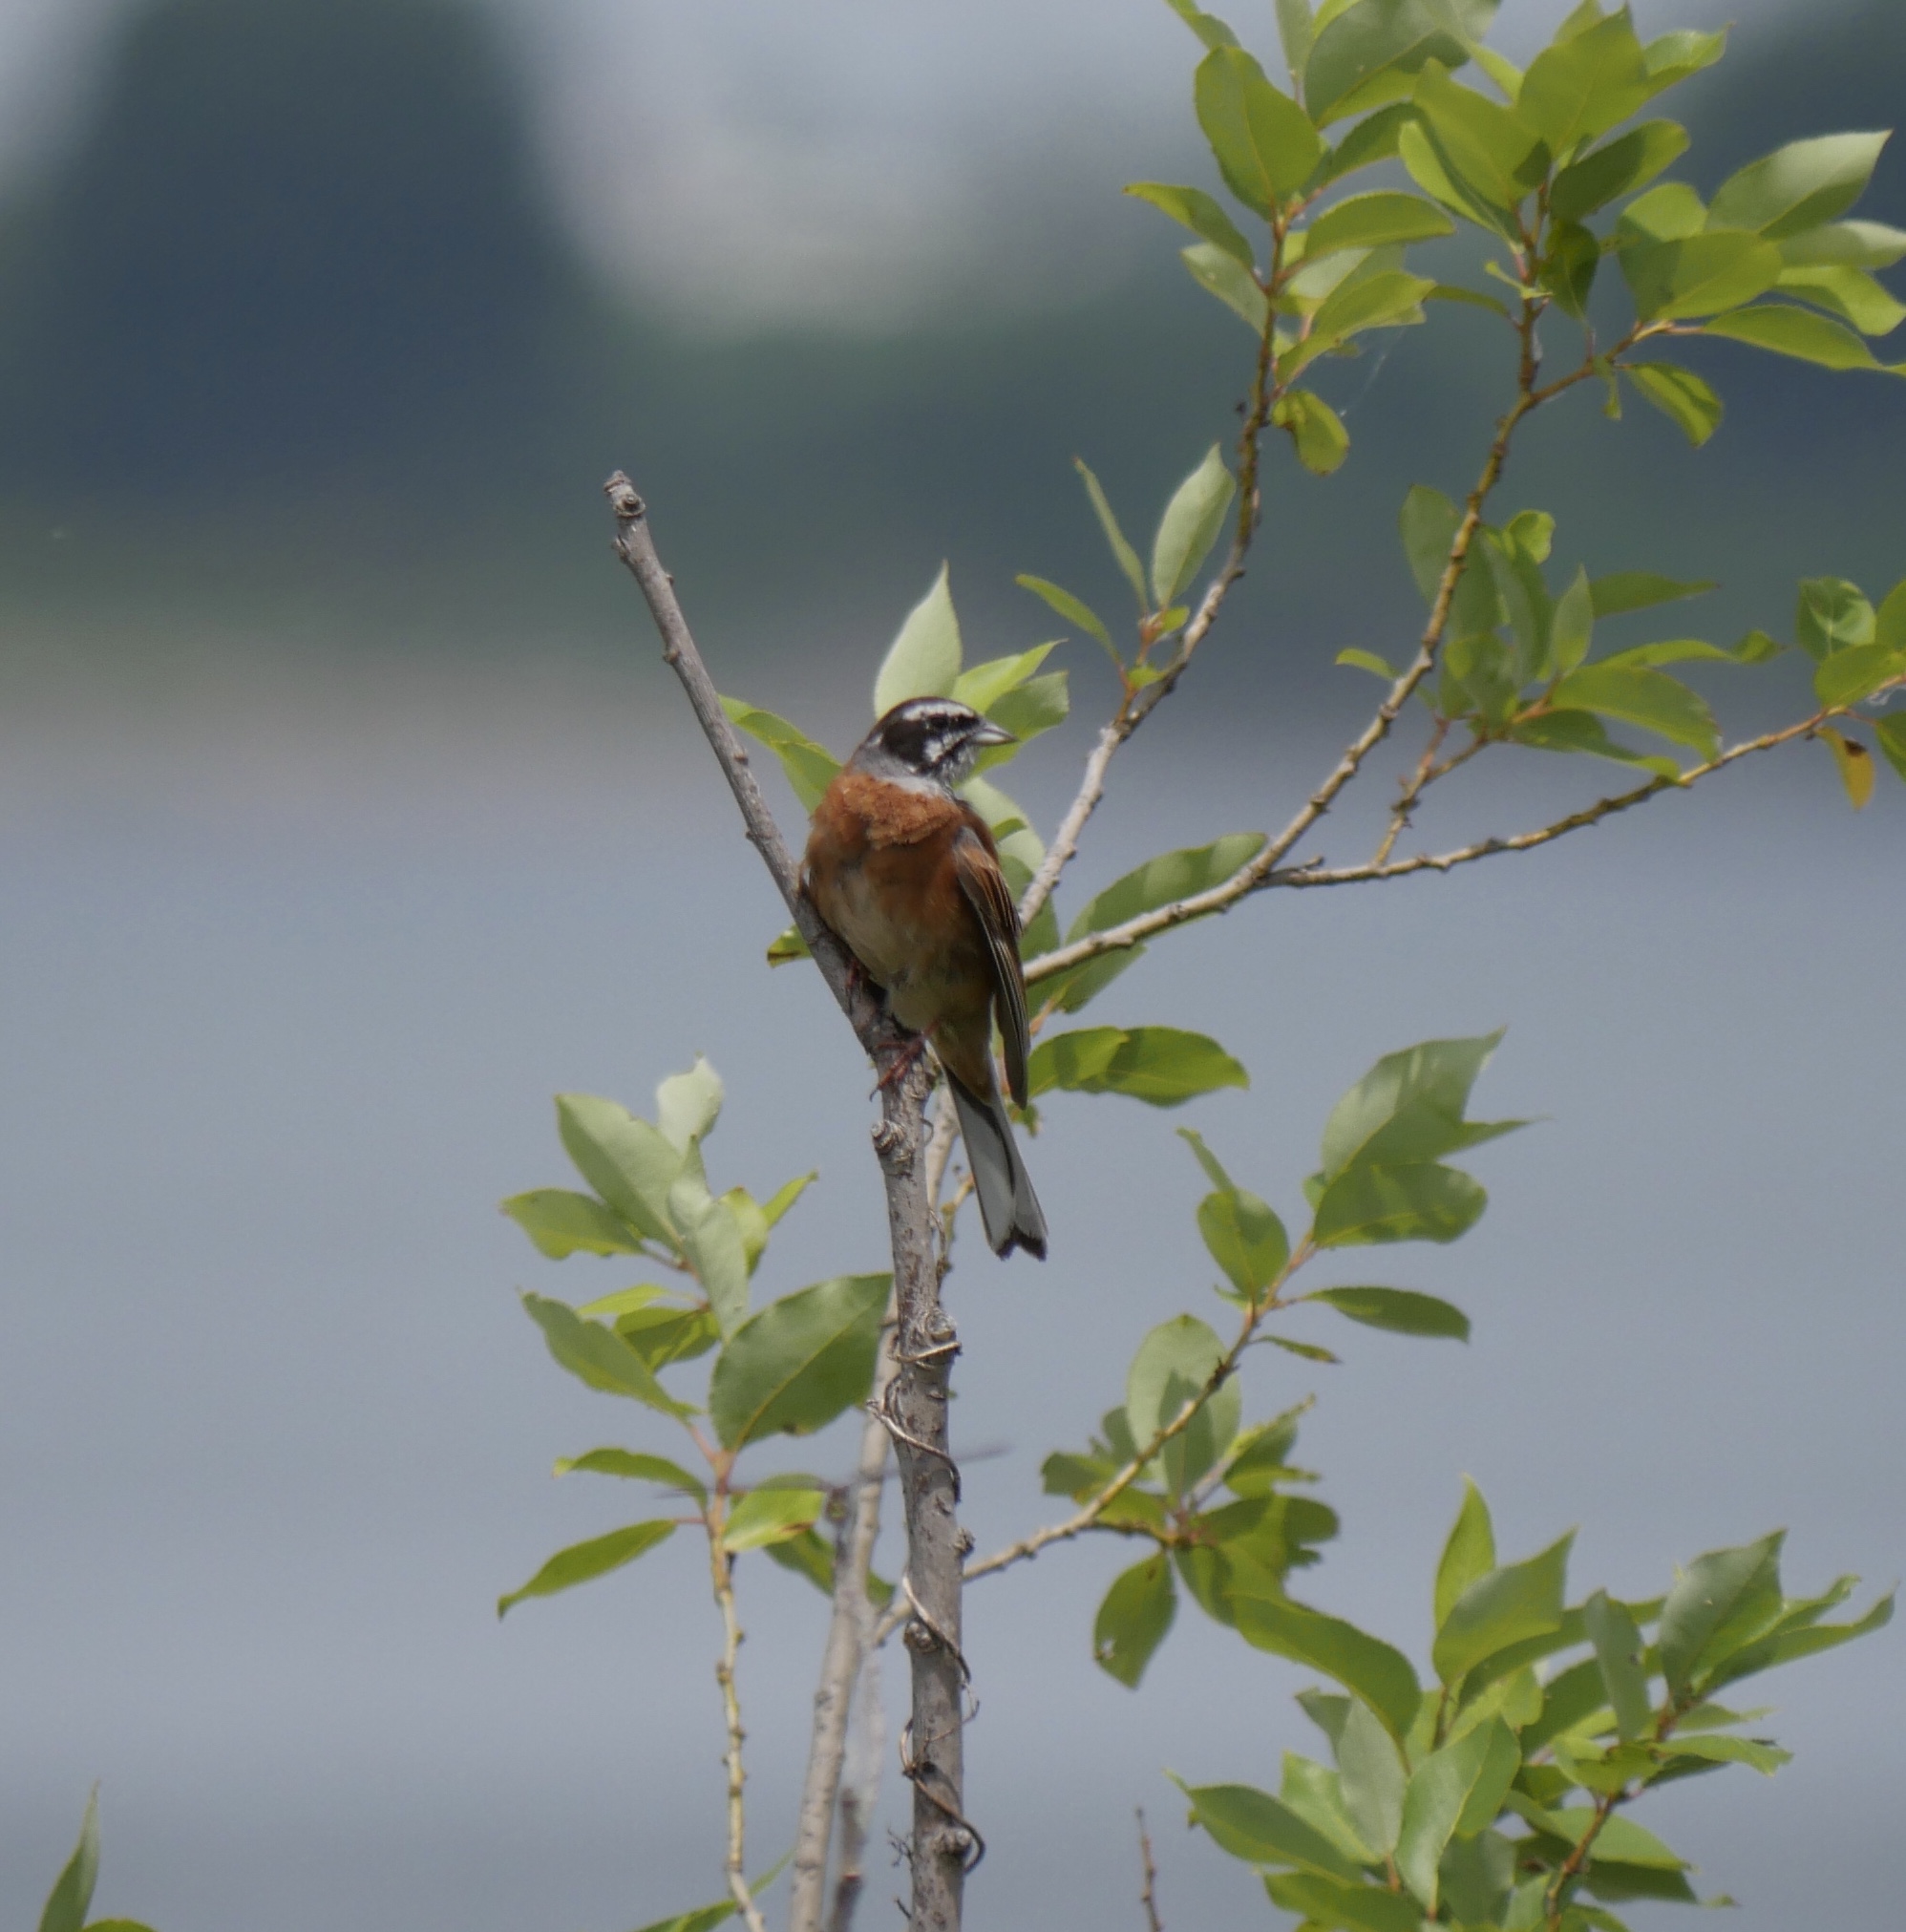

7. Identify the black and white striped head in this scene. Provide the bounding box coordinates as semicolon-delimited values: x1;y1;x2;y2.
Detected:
852;697;1014;788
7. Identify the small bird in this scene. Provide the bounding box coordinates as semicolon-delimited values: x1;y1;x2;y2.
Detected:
803;697;1048;1260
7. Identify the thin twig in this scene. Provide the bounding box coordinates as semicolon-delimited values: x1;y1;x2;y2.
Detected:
1265;710;1833;890
708;1519;770;1932
963;1242;1313;1585
1018;214;1292;928
1136;1810;1164;1932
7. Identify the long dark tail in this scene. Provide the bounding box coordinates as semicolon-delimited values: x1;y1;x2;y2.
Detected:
947;1071;1048;1261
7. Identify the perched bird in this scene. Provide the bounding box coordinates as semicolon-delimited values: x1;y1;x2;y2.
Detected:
802;697;1048;1260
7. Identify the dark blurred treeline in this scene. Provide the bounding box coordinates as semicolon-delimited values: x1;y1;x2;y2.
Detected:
0;0;1899;679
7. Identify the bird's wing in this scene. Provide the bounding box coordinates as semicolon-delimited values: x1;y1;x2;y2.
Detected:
951;821;1030;1108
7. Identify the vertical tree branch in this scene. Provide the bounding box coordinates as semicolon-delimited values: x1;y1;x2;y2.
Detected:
1135;1810;1164;1932
607;477;970;1932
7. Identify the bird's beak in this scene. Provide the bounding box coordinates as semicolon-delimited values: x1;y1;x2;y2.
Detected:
971;720;1017;748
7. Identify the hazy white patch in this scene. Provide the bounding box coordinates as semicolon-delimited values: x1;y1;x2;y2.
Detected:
0;0;132;182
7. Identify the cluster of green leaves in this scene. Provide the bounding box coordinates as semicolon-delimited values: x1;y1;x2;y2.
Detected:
1056;1035;1516;1689
1130;0;1903;458
37;1792;155;1932
498;1057;891;1615
725;570;1262;1115
1179;1485;1889;1930
1353;507;1906;794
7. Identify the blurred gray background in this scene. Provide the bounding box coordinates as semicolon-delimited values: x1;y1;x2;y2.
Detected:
1;1;1902;1927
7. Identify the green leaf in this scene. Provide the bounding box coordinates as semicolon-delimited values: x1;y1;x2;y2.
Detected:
1436;1479;1496;1629
629;1900;737;1932
1620;361;1722;446
1124;180;1256;266
720;699;841;813
1658;1532;1784;1697
1336;1695;1408;1856
1542;219;1600;321
1546;564;1595;678
1304;0;1499;127
1815;644;1906;709
1337;647;1398;678
556;1093;683;1245
1027;1026;1249;1107
1641;24;1726;90
1588;571;1716;619
1180;1119;1239;1191
1511;710;1681;776
1707;132;1891;240
1094;1552;1178;1686
39;1791;99;1932
655;1057;724;1153
1548;661;1719;758
950;642;1059;717
1016;574;1113;652
1620;230;1784;320
1152;444;1238;605
670;1182;751;1340
1314;1162;1488;1246
1302;1285;1469;1338
874;563;963;715
1584;1589;1652;1740
1780;220;1906;269
1317;100;1421;186
1434;1533;1573;1686
613;1301;721;1370
1662;1731;1790;1774
1273;390;1353;476
1284;268;1434;375
1795;576;1876;658
1400;484;1461;603
1160;0;1241;52
1233;1593;1424;1740
1704;303;1906;375
1875;713;1906;784
1280;1752;1378;1864
1550;119;1688;223
1517;10;1649;157
1196;46;1324;216
1199;1189;1292;1299
1127;1312;1239;1496
500;1188;642;1260
1067;833;1266;943
556;1447;707;1501
1075;458;1152;609
1181;240;1270;332
1175;1779;1365;1879
722;1485;827;1552
1776;264;1906;337
1439;1827;1518;1926
1395;1717;1519;1908
1263;1872;1423;1932
1705;1587;1894;1691
1277;0;1316;82
762;1526;837;1597
1305;189;1454;256
1319;1032;1515;1180
1412;61;1546;214
1618;179;1705;243
498;1518;675;1616
708;1274;890;1449
521;1292;689;1416
1509;1799;1687;1870
1399;117;1507;232
766;924;809;967
983;669;1070;754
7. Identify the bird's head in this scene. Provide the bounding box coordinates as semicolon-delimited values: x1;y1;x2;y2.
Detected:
853;697;1015;788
